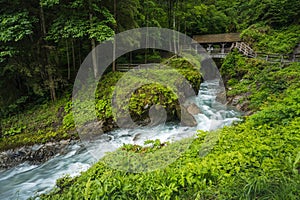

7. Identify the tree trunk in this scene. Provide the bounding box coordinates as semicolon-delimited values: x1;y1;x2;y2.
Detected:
91;38;98;78
130;51;132;65
71;39;76;72
66;39;70;80
89;5;98;78
145;21;149;64
78;41;82;66
173;14;177;54
40;4;56;101
112;0;117;72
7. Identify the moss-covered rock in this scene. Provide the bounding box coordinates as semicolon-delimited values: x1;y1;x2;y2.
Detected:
94;57;202;129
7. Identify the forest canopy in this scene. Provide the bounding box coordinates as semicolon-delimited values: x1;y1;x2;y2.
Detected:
0;0;299;117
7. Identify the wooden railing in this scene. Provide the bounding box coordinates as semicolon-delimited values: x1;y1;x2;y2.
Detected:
116;64;140;72
233;42;300;64
234;42;256;58
261;53;300;63
116;63;162;72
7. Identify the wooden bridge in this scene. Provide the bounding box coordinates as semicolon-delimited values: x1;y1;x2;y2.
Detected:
191;33;300;63
191;33;240;58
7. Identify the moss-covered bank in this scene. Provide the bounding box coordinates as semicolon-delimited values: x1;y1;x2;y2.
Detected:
0;57;201;153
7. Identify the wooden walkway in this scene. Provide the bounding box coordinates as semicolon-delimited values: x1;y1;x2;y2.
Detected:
233;42;300;64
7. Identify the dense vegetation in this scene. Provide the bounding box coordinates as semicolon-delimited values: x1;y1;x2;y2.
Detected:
63;58;201;130
0;57;201;151
40;57;300;199
1;0;299;117
1;0;300;199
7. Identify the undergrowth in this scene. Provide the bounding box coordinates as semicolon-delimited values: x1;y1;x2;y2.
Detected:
39;54;300;199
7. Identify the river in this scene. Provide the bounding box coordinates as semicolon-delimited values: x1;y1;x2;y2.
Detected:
0;80;241;200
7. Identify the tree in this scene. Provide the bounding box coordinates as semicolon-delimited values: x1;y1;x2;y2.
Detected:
46;0;115;78
0;1;36;110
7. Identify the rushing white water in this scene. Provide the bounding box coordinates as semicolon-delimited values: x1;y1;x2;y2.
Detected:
0;80;241;200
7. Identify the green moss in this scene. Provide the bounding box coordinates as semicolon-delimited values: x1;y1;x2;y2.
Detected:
93;58;201;124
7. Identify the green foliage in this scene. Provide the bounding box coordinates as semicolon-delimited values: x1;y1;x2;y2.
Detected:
62;112;74;130
39;23;300;198
249;88;300;127
62;101;75;129
93;58;201;123
128;83;178;118
221;49;300;111
55;174;75;191
241;24;300;54
0;98;75;151
40;114;300;199
46;1;115;42
3;125;26;137
95;72;124;120
121;139;169;153
0;12;34;43
1;0;300;198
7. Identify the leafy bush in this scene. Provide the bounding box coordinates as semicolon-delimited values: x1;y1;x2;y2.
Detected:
221;51;300;112
241;24;300;54
0;98;73;151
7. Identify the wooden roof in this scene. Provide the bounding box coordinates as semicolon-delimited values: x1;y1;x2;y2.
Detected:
192;33;241;44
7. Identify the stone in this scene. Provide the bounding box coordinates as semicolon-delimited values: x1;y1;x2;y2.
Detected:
80;121;104;134
133;133;141;141
0;139;79;170
216;91;227;103
148;105;167;126
116;117;136;129
60;139;70;145
186;103;201;115
177;105;197;127
231;95;244;106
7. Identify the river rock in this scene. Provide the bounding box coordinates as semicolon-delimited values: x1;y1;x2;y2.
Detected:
148;105;167;126
176;105;197;127
116;117;136;129
0;139;78;170
216;91;227;103
186;103;201;115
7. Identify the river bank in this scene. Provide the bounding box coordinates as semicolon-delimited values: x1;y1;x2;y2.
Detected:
0;79;242;199
0;139;76;170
